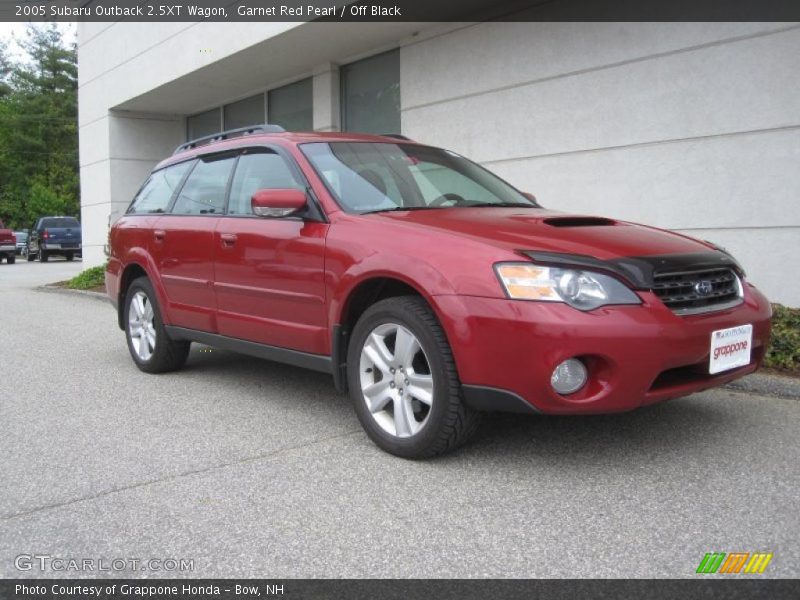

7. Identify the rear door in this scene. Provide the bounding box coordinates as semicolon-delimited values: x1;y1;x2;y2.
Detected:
213;147;328;354
155;153;236;332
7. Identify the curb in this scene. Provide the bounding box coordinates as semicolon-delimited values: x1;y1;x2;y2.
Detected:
36;285;111;304
724;372;800;400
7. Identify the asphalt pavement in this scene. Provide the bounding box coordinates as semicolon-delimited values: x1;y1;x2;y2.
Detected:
0;260;798;578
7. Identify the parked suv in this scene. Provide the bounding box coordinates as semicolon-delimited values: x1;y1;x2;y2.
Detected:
27;216;82;262
106;125;772;458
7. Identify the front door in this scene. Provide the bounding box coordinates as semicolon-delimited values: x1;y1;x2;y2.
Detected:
213;148;328;355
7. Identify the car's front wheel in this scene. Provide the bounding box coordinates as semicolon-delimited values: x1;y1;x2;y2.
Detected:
124;276;190;373
347;296;480;459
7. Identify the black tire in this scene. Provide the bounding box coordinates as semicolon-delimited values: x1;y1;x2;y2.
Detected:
65;252;74;261
347;296;480;459
124;276;190;373
39;249;48;262
7;254;14;264
26;249;35;261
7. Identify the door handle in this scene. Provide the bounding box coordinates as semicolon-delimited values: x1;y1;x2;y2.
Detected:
153;230;166;243
220;233;237;247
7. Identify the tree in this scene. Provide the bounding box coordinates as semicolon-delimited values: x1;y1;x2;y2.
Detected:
0;25;78;230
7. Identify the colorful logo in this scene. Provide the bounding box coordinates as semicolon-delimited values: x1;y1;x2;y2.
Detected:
696;552;773;574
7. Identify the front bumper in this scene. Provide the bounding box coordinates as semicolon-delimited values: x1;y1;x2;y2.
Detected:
434;283;771;415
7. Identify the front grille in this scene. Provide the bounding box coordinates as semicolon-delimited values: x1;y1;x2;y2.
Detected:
652;268;742;315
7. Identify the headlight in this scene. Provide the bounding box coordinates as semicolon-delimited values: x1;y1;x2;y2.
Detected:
495;263;641;310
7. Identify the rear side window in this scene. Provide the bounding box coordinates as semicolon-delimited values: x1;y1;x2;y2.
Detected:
128;161;193;214
41;217;80;228
171;156;235;215
227;151;303;215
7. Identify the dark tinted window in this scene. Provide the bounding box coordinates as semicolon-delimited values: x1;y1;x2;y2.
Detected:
171;156;235;215
41;217;80;228
227;151;303;215
224;94;265;130
187;108;221;140
128;162;193;214
268;79;313;131
341;50;400;134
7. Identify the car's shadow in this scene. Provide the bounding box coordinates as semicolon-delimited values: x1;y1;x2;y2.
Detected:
179;345;740;463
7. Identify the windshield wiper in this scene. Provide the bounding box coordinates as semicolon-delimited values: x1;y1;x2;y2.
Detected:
361;206;443;215
462;202;536;208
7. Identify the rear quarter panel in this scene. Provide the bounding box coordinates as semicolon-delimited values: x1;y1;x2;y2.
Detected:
108;216;172;323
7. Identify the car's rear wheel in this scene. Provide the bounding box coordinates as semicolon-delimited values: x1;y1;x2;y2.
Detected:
39;249;48;262
347;296;480;459
26;248;34;261
65;252;74;261
7;254;15;264
124;276;190;373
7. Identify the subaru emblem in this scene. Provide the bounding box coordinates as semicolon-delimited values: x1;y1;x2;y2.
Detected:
695;280;713;296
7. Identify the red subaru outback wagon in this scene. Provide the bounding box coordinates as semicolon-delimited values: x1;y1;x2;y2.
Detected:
106;125;771;458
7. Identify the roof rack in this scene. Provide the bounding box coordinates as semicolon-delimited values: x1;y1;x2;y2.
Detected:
381;133;412;141
173;124;286;155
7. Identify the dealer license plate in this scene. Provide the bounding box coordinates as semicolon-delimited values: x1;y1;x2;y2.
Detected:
709;324;753;374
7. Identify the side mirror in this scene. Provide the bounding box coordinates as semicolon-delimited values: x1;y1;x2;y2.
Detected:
522;192;537;203
251;188;307;218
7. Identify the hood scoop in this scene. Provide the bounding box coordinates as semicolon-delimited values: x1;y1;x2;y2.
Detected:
543;216;617;227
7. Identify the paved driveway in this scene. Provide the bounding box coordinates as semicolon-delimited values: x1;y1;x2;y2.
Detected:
0;260;798;578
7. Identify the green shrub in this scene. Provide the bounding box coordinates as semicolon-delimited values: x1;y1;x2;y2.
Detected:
764;304;800;371
66;264;106;290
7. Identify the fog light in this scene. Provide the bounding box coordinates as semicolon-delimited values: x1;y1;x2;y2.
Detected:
551;358;588;395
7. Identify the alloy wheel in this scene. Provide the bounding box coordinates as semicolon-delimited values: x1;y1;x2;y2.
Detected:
128;290;156;361
359;322;434;438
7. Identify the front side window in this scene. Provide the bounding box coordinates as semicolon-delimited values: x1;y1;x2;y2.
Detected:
128;162;193;214
171;156;235;215
227;151;303;215
301;142;535;214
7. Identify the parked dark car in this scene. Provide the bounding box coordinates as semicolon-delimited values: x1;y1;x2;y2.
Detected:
14;231;28;256
27;216;82;262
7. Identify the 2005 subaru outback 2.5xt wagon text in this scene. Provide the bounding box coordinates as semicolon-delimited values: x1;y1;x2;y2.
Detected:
106;125;772;458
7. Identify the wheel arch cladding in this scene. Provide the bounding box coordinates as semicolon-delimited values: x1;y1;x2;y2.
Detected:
117;262;149;330
332;276;450;394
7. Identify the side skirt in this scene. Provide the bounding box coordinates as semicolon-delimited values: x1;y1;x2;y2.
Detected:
165;326;333;374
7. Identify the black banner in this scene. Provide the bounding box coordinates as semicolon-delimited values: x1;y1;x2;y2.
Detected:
2;0;800;23
1;579;799;600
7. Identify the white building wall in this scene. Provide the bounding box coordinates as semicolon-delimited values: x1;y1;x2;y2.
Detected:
78;21;800;305
401;22;800;305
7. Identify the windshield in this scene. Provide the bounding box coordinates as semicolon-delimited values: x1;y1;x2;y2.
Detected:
301;142;537;214
15;232;27;241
